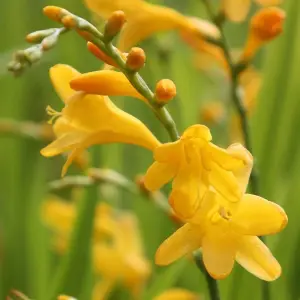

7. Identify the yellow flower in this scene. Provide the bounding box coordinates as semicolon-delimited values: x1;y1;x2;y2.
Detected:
153;289;200;300
93;212;151;300
84;0;220;51
40;64;160;176
221;0;283;23
155;144;288;281
144;125;249;219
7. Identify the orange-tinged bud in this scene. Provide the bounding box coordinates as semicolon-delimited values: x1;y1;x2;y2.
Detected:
251;7;285;42
126;47;146;71
241;7;285;62
104;10;126;41
87;42;119;67
155;79;176;104
43;6;68;22
61;15;77;29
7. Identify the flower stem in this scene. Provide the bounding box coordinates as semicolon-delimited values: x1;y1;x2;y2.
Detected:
201;0;267;299
194;251;220;300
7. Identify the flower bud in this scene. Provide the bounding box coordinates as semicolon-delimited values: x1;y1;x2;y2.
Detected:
58;296;77;300
41;33;59;51
43;6;69;22
87;42;118;67
126;47;146;71
241;7;285;62
155;79;176;104
104;10;126;41
61;15;77;29
26;29;56;43
24;46;43;63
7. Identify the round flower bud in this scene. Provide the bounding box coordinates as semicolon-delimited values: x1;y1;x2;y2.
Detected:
250;7;285;42
104;10;126;41
126;47;146;71
155;79;176;104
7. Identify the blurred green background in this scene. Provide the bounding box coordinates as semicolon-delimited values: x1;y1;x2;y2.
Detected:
1;0;300;299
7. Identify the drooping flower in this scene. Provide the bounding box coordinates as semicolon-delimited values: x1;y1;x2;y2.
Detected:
144;125;250;219
40;64;160;176
84;0;220;51
221;0;283;23
155;144;288;280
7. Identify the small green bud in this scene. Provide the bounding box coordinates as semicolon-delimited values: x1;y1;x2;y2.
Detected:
26;29;56;43
41;32;59;51
24;46;43;63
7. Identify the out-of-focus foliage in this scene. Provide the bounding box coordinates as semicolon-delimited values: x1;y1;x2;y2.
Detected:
0;0;299;300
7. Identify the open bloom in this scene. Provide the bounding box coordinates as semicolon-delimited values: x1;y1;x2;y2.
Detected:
84;0;219;51
40;64;160;176
144;125;250;219
156;145;288;280
93;212;151;300
221;0;283;23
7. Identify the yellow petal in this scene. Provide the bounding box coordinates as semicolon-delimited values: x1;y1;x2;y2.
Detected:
154;140;183;163
236;236;281;281
62;93;160;150
209;162;242;203
92;280;115;300
222;0;251;22
50;64;81;103
69;70;146;102
182;124;212;141
40;132;86;157
153;288;200;300
226;143;253;193
155;223;202;265
202;226;236;279
170;162;205;219
231;194;288;236
53;117;75;137
61;147;84;177
144;162;177;191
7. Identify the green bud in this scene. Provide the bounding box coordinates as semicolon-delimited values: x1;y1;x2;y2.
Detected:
41;32;59;51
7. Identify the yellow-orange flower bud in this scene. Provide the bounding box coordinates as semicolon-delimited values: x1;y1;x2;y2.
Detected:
155;79;176;104
104;10;126;41
126;47;146;71
61;15;77;29
241;7;285;62
43;6;68;22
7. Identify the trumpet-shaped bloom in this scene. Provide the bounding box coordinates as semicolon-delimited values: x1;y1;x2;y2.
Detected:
84;0;220;51
155;154;288;280
144;125;250;219
221;0;283;23
40;64;160;176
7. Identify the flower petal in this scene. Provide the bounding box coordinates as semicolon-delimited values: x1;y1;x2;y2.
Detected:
69;70;146;102
144;161;177;191
202;226;236;279
182;124;212;141
92;280;115;300
170;162;205;219
155;223;202;265
154;141;183;163
49;64;81;103
236;236;281;281
61;147;84;177
231;194;288;236
255;0;282;5
209;162;242;203
153;288;199;300
40;132;86;157
222;0;251;22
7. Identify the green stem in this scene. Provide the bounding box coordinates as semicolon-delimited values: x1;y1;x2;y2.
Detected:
194;251;220;300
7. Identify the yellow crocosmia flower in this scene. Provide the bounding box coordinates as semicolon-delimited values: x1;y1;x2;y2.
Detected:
221;0;283;23
155;160;288;280
69;70;146;102
84;0;220;51
153;289;200;300
144;125;250;219
40;64;160;176
93;213;151;299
